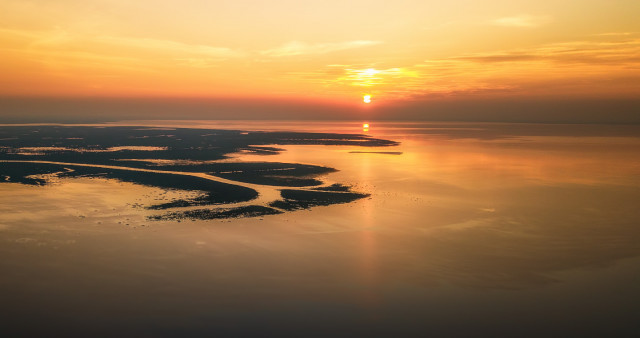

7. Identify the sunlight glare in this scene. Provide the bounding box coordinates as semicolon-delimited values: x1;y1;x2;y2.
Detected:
363;68;380;76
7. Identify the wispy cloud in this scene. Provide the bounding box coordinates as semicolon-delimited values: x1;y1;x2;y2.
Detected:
96;35;244;59
596;32;637;37
491;15;551;28
454;37;640;65
0;26;248;77
261;40;381;57
280;33;640;100
0;27;244;60
339;67;418;87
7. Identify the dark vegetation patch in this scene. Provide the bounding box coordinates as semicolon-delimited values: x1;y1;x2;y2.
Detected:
219;175;323;187
0;162;59;185
246;131;399;147
0;126;398;167
269;189;370;211
107;161;334;187
208;162;335;187
0;162;258;206
150;205;283;220
349;151;403;155
238;146;286;155
311;184;352;192
0;126;397;188
0;126;394;218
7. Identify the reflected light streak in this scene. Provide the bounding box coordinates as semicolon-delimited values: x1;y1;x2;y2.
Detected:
356;150;379;307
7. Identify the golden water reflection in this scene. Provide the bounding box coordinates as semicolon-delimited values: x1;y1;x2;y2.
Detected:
1;122;640;335
227;122;640;289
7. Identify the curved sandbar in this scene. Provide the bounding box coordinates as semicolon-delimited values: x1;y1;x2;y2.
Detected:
0;160;281;207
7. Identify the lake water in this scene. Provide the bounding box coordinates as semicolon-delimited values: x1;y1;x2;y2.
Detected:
1;121;640;337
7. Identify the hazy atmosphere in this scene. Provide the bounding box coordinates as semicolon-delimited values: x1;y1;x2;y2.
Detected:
1;0;639;122
1;1;639;337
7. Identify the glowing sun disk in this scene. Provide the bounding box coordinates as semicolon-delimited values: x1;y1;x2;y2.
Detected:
363;68;379;76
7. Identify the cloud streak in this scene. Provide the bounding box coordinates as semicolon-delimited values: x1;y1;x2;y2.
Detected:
454;38;640;65
279;33;640;100
491;15;551;28
96;35;245;59
260;40;382;57
0;27;244;60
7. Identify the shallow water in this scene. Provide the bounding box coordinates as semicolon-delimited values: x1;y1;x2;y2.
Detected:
1;121;640;337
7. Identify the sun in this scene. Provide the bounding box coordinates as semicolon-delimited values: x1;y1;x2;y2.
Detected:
363;95;372;103
363;68;379;76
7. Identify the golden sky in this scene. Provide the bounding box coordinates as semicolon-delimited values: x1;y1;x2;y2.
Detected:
1;0;639;106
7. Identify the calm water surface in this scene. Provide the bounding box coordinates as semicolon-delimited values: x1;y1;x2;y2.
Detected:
1;121;640;337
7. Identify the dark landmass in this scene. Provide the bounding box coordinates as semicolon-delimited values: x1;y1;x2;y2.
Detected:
311;183;352;192
269;189;370;211
0;126;398;164
0;162;63;186
105;161;335;187
349;151;404;155
0;125;396;186
149;205;284;221
237;145;286;155
208;162;335;187
0;125;394;219
0;162;258;207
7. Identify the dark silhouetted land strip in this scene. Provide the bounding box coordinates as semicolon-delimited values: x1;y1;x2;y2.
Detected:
0;126;398;164
150;205;283;220
311;183;352;192
349;151;403;155
270;189;370;211
0;125;395;219
0;162;258;206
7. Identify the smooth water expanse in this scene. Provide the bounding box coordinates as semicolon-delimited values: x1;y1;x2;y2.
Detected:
1;121;640;337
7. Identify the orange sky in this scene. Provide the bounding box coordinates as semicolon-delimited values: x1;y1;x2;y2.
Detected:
1;0;639;110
